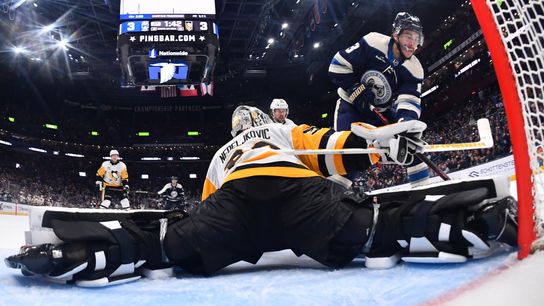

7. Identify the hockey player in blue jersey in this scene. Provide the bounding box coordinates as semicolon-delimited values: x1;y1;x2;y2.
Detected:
328;12;429;186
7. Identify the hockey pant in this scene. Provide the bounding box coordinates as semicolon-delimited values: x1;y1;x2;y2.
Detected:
164;176;373;275
164;199;186;211
101;186;130;209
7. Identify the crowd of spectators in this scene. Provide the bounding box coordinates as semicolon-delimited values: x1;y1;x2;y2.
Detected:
0;156;98;208
418;3;480;69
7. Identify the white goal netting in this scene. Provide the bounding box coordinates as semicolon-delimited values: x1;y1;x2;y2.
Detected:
479;0;544;251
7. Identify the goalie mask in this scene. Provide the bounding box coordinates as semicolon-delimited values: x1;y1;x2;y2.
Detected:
392;12;424;47
231;105;273;137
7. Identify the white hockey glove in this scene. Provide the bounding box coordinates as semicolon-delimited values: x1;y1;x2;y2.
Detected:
351;121;427;166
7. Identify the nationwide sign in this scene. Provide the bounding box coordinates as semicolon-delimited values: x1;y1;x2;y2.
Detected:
148;49;190;57
158;50;189;56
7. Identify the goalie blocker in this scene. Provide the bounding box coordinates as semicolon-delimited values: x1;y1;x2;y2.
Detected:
5;177;517;287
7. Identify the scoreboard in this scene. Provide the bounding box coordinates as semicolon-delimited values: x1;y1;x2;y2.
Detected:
117;0;218;87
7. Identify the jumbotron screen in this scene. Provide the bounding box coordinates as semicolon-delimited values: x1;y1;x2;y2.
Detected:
120;0;216;20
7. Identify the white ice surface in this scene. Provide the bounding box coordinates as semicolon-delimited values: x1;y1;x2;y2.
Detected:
0;214;541;306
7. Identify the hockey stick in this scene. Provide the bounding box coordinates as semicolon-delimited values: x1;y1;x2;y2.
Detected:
279;118;494;155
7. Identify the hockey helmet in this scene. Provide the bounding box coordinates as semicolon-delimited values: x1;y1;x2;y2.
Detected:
109;149;120;156
392;12;424;46
270;99;289;111
171;176;178;181
270;98;289;116
231;105;273;137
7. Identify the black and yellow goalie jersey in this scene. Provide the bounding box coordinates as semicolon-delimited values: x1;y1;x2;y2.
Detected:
202;123;372;201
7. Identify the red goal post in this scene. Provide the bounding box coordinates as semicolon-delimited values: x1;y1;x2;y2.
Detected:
471;0;544;259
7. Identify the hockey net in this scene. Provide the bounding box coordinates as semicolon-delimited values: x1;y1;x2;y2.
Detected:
471;0;544;258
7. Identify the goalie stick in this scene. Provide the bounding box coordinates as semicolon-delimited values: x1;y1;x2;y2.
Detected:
279;118;494;156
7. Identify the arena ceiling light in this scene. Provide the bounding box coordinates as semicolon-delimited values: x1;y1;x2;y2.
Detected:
141;157;161;161
180;157;199;160
12;46;27;55
41;23;55;34
141;174;149;179
57;39;69;51
455;58;481;78
189;174;197;179
65;153;85;158
421;85;439;98
0;140;13;146
28;147;47;153
267;38;274;44
313;42;321;49
282;23;288;29
44;123;58;130
78;172;86;177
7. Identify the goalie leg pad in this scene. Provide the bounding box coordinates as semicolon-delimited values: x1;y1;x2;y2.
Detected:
364;177;517;267
7;207;186;286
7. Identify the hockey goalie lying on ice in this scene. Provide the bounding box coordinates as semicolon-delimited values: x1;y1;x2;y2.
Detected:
5;106;518;287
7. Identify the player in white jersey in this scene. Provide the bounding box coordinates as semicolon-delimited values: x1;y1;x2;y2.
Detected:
270;98;296;127
203;105;383;200
96;149;130;209
6;106;518;286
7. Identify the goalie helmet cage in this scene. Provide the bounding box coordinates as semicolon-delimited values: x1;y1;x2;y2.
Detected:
471;0;544;259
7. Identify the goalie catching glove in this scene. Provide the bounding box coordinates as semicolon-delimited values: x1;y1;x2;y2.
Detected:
351;120;427;165
4;209;187;287
362;178;518;269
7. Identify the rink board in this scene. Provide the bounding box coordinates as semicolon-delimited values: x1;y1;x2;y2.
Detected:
0;214;518;306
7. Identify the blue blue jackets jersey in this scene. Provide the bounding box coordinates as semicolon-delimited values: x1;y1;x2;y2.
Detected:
328;32;429;186
329;32;424;123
